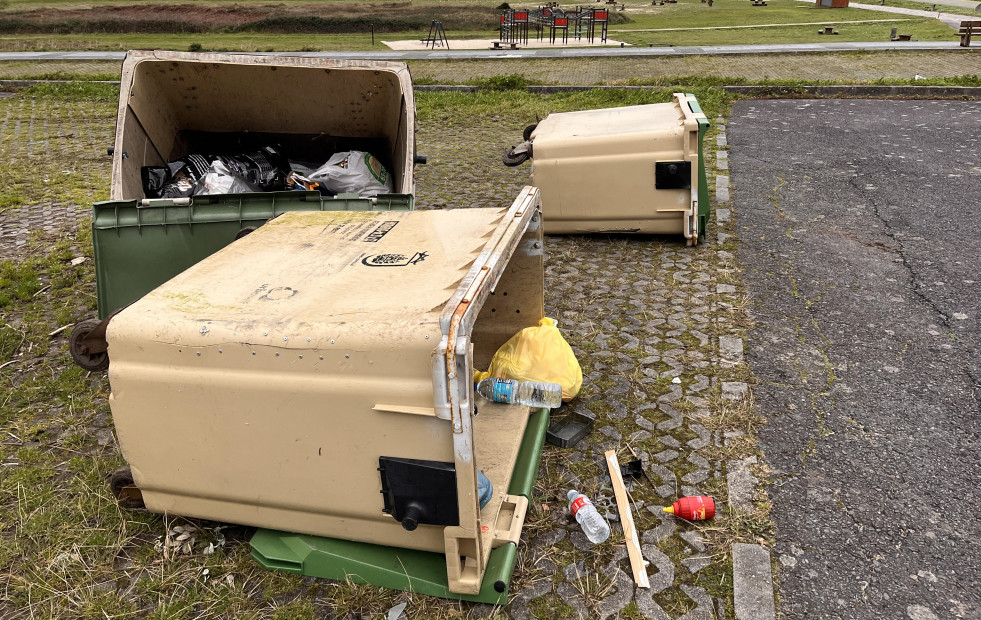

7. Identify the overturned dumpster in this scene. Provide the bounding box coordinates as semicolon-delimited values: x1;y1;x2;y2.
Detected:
106;188;549;602
70;51;419;371
505;93;710;244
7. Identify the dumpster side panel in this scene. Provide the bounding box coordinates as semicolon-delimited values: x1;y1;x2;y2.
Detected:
92;193;412;319
529;97;704;237
106;208;533;556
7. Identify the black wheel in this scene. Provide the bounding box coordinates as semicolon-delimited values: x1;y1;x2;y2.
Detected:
69;318;109;372
110;466;146;510
522;123;538;142
235;226;257;240
503;146;530;167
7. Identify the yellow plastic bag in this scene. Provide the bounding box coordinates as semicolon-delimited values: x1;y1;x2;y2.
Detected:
475;317;582;401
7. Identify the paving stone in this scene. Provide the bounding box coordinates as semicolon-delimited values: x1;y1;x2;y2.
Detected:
679;585;716;620
682;555;713;574
717;283;736;294
733;544;777;620
722;381;749;401
719;335;744;365
727;456;760;512
679;530;706;553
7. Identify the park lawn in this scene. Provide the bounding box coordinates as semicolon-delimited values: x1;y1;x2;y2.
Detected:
611;17;952;45
802;0;981;17
621;0;898;28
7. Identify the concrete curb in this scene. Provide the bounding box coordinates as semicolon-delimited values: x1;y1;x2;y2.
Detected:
722;84;981;98
711;115;778;620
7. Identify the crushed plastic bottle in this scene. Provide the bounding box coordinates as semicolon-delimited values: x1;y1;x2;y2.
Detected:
567;490;611;544
477;470;493;510
476;377;562;409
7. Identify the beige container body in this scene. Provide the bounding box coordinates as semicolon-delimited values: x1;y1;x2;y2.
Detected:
106;188;545;594
111;51;416;200
530;94;702;236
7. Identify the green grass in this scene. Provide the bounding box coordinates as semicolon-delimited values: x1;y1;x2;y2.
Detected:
609;0;956;45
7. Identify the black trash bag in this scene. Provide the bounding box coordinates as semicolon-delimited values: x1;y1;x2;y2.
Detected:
141;146;289;199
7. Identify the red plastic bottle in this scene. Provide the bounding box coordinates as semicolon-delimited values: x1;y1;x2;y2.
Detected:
663;496;715;521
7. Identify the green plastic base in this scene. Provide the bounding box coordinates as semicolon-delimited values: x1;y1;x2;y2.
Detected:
250;408;550;604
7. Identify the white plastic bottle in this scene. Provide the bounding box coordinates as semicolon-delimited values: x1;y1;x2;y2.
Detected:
567;490;611;544
475;377;562;409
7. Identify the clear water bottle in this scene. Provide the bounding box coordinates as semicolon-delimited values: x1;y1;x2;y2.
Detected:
475;377;562;409
567;490;611;544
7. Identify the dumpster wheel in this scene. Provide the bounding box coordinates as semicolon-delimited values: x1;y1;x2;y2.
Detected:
110;466;146;510
69;318;110;372
503;146;530;167
522;123;537;142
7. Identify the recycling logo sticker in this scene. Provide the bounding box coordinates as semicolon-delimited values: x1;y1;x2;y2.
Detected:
361;251;429;267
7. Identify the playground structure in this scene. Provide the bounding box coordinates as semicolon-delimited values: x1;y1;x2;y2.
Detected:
500;5;610;46
422;20;450;49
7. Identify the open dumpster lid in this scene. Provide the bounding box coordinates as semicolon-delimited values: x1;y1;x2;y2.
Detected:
111;51;417;200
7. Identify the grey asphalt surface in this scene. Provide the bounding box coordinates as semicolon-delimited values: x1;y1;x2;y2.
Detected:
729;100;981;619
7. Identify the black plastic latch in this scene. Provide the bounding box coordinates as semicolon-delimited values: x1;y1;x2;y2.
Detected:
655;160;691;190
379;457;459;531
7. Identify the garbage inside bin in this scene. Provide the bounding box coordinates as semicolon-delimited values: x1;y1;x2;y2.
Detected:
141;148;395;199
141;145;291;198
306;150;394;197
106;187;548;600
503;92;710;244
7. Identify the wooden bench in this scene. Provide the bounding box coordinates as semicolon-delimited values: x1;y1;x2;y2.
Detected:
818;26;839;35
960;20;981;46
492;41;519;49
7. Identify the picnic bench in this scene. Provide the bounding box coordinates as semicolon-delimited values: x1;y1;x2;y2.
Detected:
818;25;839;34
492;40;519;49
960;20;981;46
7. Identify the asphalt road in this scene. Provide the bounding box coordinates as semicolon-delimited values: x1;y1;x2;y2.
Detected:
729;100;981;619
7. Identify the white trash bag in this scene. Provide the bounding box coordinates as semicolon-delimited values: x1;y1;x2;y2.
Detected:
309;150;393;197
194;159;256;195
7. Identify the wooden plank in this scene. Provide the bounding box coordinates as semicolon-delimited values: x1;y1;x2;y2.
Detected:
605;449;650;588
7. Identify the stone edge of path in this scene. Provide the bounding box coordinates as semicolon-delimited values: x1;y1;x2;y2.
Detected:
712;114;777;620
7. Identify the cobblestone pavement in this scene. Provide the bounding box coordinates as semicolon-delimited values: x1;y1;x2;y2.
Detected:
0;95;113;259
412;108;752;619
